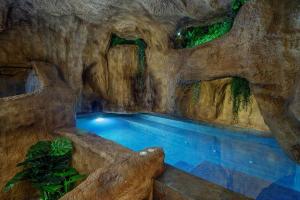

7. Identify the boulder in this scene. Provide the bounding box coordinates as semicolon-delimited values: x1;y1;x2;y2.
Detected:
61;148;164;200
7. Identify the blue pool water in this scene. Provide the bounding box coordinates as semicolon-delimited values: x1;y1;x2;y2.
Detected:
76;113;300;199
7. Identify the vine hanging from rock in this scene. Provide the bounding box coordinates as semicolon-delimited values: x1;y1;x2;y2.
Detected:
110;34;147;91
175;0;251;117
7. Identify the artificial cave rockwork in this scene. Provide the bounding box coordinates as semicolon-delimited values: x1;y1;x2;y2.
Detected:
0;0;299;199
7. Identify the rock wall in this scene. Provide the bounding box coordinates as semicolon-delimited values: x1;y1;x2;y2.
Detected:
0;62;76;200
176;78;269;132
0;62;76;132
56;129;164;200
85;42;267;131
0;0;299;161
0;67;28;98
106;45;139;111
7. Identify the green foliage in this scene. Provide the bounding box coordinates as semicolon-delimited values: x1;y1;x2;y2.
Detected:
26;141;51;159
231;0;249;14
231;77;251;119
176;0;249;48
175;0;251;115
50;137;72;156
192;82;201;104
111;34;147;90
3;137;85;200
182;19;233;48
110;34;135;46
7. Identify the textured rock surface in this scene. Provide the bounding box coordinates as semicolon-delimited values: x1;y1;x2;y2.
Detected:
55;129;164;200
54;128;133;174
0;67;29;98
176;78;269;132
0;62;75;200
0;0;7;31
0;0;299;161
106;45;139;111
61;148;164;200
0;62;76;132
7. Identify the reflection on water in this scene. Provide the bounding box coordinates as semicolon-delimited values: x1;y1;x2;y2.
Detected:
77;113;300;200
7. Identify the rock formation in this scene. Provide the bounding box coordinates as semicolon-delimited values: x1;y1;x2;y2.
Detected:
0;62;75;199
176;0;300;161
61;145;164;200
0;0;299;162
176;78;269;132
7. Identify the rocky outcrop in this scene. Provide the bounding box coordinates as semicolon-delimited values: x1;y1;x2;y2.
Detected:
0;62;76;132
54;128;133;174
0;0;299;162
176;78;269;132
0;62;76;199
0;66;29;98
61;148;164;200
56;129;164;200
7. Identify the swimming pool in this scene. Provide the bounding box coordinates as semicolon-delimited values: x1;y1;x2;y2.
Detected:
76;113;300;200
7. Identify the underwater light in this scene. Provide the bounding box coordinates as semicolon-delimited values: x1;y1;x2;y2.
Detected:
95;117;105;122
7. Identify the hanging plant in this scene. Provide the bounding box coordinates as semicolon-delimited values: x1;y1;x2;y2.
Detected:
181;19;233;48
192;82;201;104
175;0;249;49
231;77;251;119
174;0;251;117
110;34;147;90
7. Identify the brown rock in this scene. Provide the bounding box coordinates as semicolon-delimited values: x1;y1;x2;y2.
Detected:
106;45;139;111
60;148;165;200
0;62;75;133
176;78;269;132
0;0;7;32
54;128;133;174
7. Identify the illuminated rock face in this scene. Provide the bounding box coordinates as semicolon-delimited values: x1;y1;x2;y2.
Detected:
175;78;270;132
0;0;299;162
